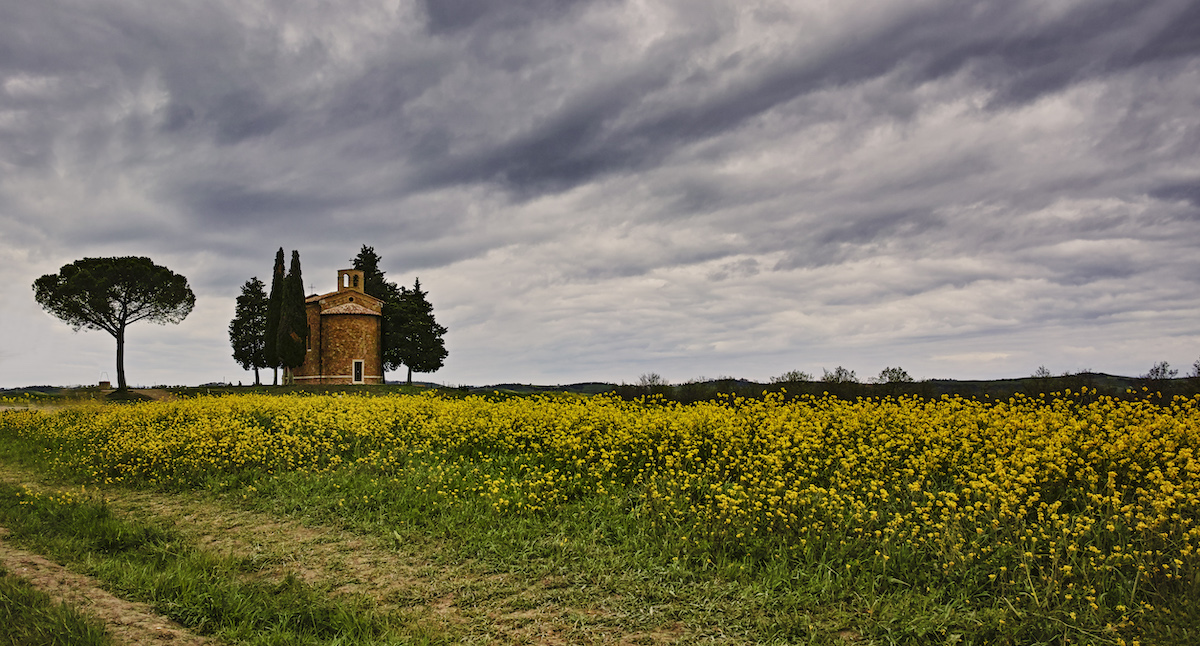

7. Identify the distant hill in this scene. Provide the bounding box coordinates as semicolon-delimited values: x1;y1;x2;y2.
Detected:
4;373;1196;402
467;382;616;395
609;372;1200;403
0;385;76;394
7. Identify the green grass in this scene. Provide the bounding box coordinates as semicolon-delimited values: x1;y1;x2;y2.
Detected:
222;463;1136;645
168;384;450;399
0;565;114;646
0;483;455;645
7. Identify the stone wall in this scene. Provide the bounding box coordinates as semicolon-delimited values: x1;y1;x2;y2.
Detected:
317;314;382;384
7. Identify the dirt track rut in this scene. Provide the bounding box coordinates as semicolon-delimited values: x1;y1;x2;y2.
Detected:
0;531;215;645
0;461;683;645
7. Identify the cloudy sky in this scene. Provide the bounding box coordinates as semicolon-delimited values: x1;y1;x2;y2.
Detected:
3;0;1199;388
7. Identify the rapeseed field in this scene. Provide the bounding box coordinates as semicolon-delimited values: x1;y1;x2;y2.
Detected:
2;389;1196;643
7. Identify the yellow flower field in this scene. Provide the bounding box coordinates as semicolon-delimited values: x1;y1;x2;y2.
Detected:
2;389;1197;630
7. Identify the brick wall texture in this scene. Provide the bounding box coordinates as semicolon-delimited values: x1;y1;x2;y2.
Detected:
293;270;383;385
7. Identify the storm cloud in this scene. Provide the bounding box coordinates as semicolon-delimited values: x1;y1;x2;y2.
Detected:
2;0;1198;387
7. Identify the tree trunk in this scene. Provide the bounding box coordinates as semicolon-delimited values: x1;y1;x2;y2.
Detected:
253;367;260;386
115;328;127;390
406;365;412;386
273;366;278;386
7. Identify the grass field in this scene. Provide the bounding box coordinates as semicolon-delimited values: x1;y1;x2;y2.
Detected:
0;561;114;646
0;388;1197;644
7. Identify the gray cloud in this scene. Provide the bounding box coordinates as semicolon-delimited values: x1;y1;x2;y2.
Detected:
393;0;1200;198
420;0;599;34
2;0;1199;387
171;181;341;225
1151;181;1200;208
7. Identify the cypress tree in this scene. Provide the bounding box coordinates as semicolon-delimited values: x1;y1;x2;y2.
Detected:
397;278;448;386
228;277;269;385
276;250;310;384
264;248;286;386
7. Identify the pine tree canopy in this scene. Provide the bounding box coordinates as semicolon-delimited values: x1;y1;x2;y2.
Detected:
397;277;448;383
32;256;195;390
229;276;269;384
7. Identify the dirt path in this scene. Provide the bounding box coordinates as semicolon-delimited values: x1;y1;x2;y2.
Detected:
97;491;669;644
0;463;688;645
0;530;215;645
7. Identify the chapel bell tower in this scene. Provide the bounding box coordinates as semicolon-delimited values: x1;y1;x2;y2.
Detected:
338;269;364;293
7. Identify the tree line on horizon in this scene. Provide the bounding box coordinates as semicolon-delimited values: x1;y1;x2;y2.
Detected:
616;360;1200;404
228;246;447;386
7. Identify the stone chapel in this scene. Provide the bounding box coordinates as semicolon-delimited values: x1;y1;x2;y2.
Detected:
292;269;384;385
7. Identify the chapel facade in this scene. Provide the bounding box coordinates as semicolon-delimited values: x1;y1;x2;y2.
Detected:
292;269;384;385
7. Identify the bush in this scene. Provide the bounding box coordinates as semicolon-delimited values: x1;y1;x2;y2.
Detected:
821;366;857;383
872;367;913;384
770;370;812;384
1143;361;1178;380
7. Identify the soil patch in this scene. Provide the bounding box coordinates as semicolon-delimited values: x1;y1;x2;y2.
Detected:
0;536;215;646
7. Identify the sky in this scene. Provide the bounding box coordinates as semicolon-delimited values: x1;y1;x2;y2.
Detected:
3;0;1200;389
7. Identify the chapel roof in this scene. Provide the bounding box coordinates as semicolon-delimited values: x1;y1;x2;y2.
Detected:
320;302;381;316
